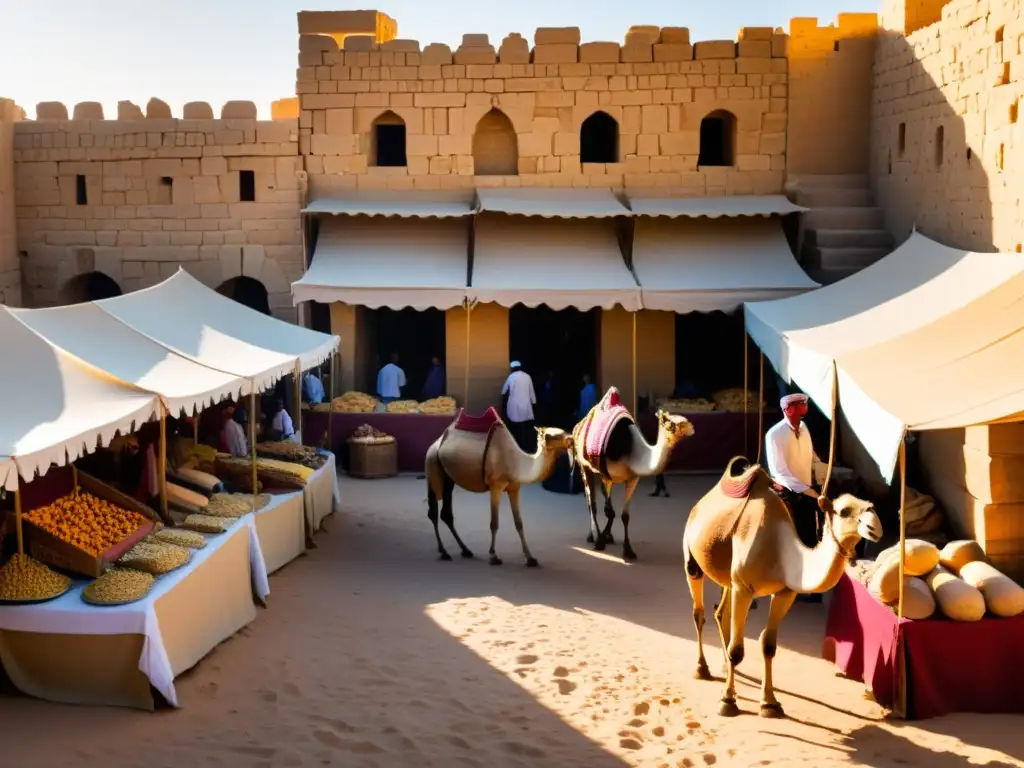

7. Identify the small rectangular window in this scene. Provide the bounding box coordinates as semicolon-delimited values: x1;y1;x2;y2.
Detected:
239;170;256;202
156;176;173;205
75;174;88;205
897;123;906;157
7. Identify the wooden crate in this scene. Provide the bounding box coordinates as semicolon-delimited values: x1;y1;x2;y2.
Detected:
347;439;398;479
23;470;158;578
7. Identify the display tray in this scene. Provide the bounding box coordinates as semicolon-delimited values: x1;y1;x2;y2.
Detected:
0;586;72;606
24;519;156;580
81;588;154;607
116;550;194;577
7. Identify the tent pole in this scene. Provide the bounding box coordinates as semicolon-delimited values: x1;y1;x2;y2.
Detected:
327;353;335;452
158;403;169;524
631;311;638;415
72;464;79;494
755;352;765;465
463;299;473;410
897;439;907;620
14;486;23;556
293;360;302;440
193;409;199;446
250;390;258;510
743;329;749;457
822;361;840;498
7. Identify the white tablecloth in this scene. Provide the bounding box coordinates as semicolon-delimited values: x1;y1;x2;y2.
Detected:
0;515;269;707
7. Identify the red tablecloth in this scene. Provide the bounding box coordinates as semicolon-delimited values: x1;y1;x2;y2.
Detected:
637;411;763;472
302;411;452;474
823;571;1024;719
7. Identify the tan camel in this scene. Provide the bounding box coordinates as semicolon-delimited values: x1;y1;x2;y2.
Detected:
572;388;694;560
683;457;882;719
425;407;572;567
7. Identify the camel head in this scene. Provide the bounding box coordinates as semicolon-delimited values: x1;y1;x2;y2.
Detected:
655;409;696;443
818;494;883;556
534;426;573;455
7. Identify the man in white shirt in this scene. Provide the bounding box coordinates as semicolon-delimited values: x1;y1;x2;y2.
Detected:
222;407;250;457
376;352;407;404
501;361;536;451
270;397;296;441
765;392;824;602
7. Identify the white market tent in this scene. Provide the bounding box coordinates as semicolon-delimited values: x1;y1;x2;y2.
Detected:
10;303;250;419
0;306;159;491
744;230;1024;481
97;269;339;391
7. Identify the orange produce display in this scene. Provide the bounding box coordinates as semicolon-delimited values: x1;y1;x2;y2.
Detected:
24;490;148;557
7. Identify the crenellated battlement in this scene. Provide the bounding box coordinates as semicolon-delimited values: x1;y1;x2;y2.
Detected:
26;100;294;122
296;24;790;68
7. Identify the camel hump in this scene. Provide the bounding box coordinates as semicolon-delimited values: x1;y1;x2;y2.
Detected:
599;387;623;409
452;406;502;434
720;456;765;499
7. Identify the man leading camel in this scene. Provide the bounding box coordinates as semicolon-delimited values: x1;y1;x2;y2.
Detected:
765;392;824;603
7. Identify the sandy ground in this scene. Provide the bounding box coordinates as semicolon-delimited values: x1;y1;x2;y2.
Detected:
0;473;1022;768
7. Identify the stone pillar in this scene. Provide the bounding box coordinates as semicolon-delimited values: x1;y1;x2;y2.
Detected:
446;302;509;413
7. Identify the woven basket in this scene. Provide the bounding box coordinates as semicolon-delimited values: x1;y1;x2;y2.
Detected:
347;438;398;479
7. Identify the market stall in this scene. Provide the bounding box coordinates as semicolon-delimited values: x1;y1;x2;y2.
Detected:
745;231;1024;718
303;410;453;474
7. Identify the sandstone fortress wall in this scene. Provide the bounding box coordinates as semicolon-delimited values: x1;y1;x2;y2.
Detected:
0;99;22;306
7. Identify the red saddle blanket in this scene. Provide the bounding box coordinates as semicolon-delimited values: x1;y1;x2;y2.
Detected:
581;389;633;462
452;407;501;434
720;458;759;499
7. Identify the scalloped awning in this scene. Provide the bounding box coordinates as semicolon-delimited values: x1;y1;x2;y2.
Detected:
627;195;807;218
476;188;632;218
303;191;476;218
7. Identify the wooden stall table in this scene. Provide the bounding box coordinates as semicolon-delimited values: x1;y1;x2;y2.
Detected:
302;450;340;535
0;516;269;711
822;571;1024;719
638;411;764;472
253;490;306;575
303;411;453;474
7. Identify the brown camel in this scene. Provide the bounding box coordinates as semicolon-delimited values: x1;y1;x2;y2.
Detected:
572;388;694;560
425;407;572;567
683;457;882;718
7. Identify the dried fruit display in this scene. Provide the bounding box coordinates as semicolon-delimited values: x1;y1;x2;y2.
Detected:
216;455;310;489
152;529;207;550
256;441;327;470
330;391;379;413
349;424;395;445
418;396;457;415
711;388;765;413
385;400;419;414
83;569;155;605
0;553;72;602
205;492;272;518
24;490;148;557
117;541;191;575
181;514;235;534
657;397;717;413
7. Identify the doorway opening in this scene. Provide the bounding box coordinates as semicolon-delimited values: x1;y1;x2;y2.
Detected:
59;271;123;304
366;308;446;400
216;276;270;315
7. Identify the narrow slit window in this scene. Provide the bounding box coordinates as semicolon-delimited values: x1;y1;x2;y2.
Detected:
897;123;906;157
935;126;944;168
75;174;87;205
239;170;256;202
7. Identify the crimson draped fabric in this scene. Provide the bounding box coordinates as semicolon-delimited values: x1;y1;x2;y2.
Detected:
824;571;1024;719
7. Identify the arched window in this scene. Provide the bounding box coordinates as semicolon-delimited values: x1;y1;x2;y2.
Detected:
371;111;407;167
698;110;737;168
216;276;271;316
472;109;518;176
579;111;619;164
58;271;123;305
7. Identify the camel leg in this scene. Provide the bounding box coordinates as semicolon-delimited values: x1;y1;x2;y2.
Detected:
426;454;452;561
596;479;618;550
719;585;755;717
620;476;639;561
685;546;712;680
506;485;539;567
582;466;601;545
487;485;504;566
439;473;473;559
714;586;732;679
759;589;797;718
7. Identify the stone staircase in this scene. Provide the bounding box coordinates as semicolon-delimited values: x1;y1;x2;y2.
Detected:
786;174;894;285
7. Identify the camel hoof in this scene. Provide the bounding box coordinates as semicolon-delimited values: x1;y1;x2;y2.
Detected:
460;550;474;559
489;555;503;566
439;552;452;562
593;541;607;552
622;549;638;562
586;533;595;543
606;534;616;544
694;663;713;681
526;558;540;568
759;702;785;719
718;699;740;718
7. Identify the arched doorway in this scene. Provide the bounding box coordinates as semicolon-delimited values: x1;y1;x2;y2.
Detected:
59;271;123;305
216;276;271;315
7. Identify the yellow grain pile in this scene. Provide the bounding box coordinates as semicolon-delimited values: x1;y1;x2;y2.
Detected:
331;391;379;413
0;554;72;602
152;529;208;550
419;396;457;415
205;492;271;518
117;541;191;574
386;399;419;414
657;397;716;413
83;569;155;605
182;514;235;534
712;388;764;413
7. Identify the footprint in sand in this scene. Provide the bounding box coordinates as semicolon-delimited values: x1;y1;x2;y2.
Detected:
702;755;717;765
554;679;577;695
445;735;472;750
686;721;701;730
516;654;539;665
553;666;570;677
313;729;345;749
281;682;301;697
199;682;219;698
634;701;650;716
628;719;647;728
619;738;643;751
258;689;277;703
501;742;546;759
652;726;666;737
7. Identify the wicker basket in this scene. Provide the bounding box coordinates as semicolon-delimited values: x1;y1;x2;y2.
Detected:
347;438;399;479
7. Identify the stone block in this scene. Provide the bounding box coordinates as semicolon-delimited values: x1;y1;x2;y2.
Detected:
654;43;693;62
532;43;578;64
737;57;772;74
499;34;531;64
739;27;773;41
116;101;144;120
534;27;581;45
454;44;496;64
738;40;771;57
462;33;491;46
660;27;690;44
771;33;788;57
760;132;785;155
626;26;660;46
344;35;374;51
422;43;454;65
72;102;104;120
620;45;653;63
221;101;257;119
299;34;338;54
695;41;736;59
579;42;620;63
146;98;173;118
381;39;421;52
183;101;215;119
36;102;68;120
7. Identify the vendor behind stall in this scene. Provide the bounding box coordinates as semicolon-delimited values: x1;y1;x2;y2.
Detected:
421;356;445;400
222;406;249;457
377;352;407;404
303;368;326;404
269;397;296;441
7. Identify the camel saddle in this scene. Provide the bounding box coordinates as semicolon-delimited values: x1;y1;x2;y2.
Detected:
436;407;504;494
579;388;634;469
